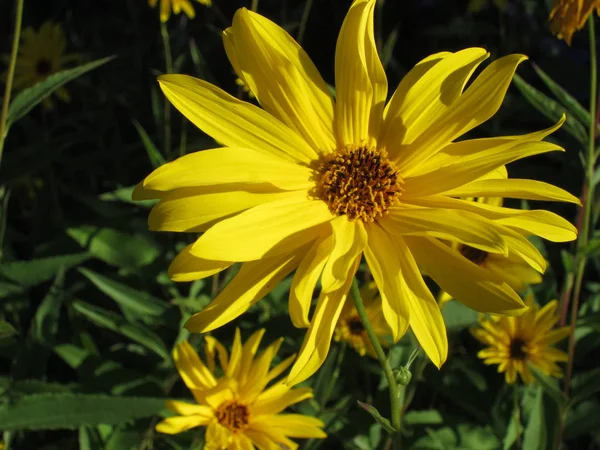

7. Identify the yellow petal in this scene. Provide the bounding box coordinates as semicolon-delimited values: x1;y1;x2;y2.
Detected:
229;9;335;152
363;223;410;341
290;234;333;328
384;206;508;254
158;74;318;163
206;422;233;449
265;354;295;383
335;0;387;146
173;341;217;389
252;386;313;416
239;328;266;382
185;251;304;333
142;147;312;193
286;258;358;386
167;245;232;282
397;54;529;175
204;335;229;373
537;327;570;346
155;415;209;434
381;48;488;152
499;228;547;273
191;193;332;261
226;328;243;378
320;216;367;292
252;414;326;439
165;400;213;417
405;236;527;315
244;428;294;450
149;188;291;233
441;178;581;205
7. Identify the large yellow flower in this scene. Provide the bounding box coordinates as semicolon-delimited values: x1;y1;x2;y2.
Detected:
148;0;212;22
471;298;570;384
4;21;79;106
135;0;578;385
549;0;600;45
156;329;326;449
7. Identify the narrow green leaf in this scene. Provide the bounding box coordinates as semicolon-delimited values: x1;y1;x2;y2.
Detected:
565;400;600;439
502;404;522;450
78;267;170;317
529;365;565;407
72;300;170;360
67;226;159;269
0;393;166;430
31;268;64;345
7;56;115;128
513;74;588;146
79;426;104;450
54;344;93;369
532;63;590;129
0;320;17;339
569;367;600;407
98;186;157;208
403;410;443;426
522;386;546;450
356;401;395;433
105;426;140;450
132;119;165;168
0;253;89;288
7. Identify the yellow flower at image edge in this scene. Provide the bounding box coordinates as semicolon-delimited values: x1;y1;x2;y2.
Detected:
156;329;326;449
471;298;570;384
549;0;600;45
148;0;212;22
135;0;579;385
334;282;391;357
4;21;79;106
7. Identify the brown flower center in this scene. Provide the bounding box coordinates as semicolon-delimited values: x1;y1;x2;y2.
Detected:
315;145;403;222
215;400;250;433
509;337;528;360
459;245;488;266
35;58;52;76
348;316;365;335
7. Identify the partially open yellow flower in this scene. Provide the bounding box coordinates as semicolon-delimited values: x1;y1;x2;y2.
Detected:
3;21;79;107
334;282;391;357
156;329;326;449
136;0;578;385
471;298;570;384
148;0;211;22
549;0;600;45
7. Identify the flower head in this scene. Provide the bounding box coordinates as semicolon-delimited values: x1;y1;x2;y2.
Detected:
148;0;211;22
334;282;391;357
549;0;600;45
471;298;570;384
4;21;79;107
156;329;326;449
136;0;578;385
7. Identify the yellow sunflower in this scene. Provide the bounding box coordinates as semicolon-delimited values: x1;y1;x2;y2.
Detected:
149;0;212;22
549;0;600;45
471;298;570;384
334;282;391;357
156;329;326;449
4;21;79;107
135;0;578;385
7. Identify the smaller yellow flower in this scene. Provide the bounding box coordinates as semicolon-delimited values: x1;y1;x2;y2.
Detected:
156;329;326;449
471;297;570;384
549;0;600;45
334;282;391;357
149;0;212;23
4;21;79;107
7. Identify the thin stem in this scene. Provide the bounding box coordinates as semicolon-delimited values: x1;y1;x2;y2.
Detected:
160;21;173;160
320;342;347;410
513;384;522;449
350;279;402;448
251;0;259;12
297;0;314;46
0;0;25;169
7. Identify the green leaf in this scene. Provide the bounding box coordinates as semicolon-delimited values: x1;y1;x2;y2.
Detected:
54;344;93;370
0;393;166;430
569;367;600;407
79;426;104;450
522;386;546;450
78;267;170;318
0;253;90;288
0;320;17;339
6;56;115;129
442;300;478;331
72;300;170;360
529;365;565;407
403;410;443;426
356;401;395;433
532;63;590;130
565;400;600;439
132;119;165;168
67;226;160;269
512;74;588;146
99;186;157;208
31;268;64;345
105;426;140;450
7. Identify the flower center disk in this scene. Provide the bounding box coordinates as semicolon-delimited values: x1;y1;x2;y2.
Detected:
348;317;365;335
509;338;528;360
316;145;404;222
459;245;488;266
215;400;250;433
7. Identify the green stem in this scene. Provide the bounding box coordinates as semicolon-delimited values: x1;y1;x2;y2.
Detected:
251;0;259;12
160;21;173;160
0;0;25;169
320;342;347;410
350;279;402;448
513;384;522;449
297;0;314;45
